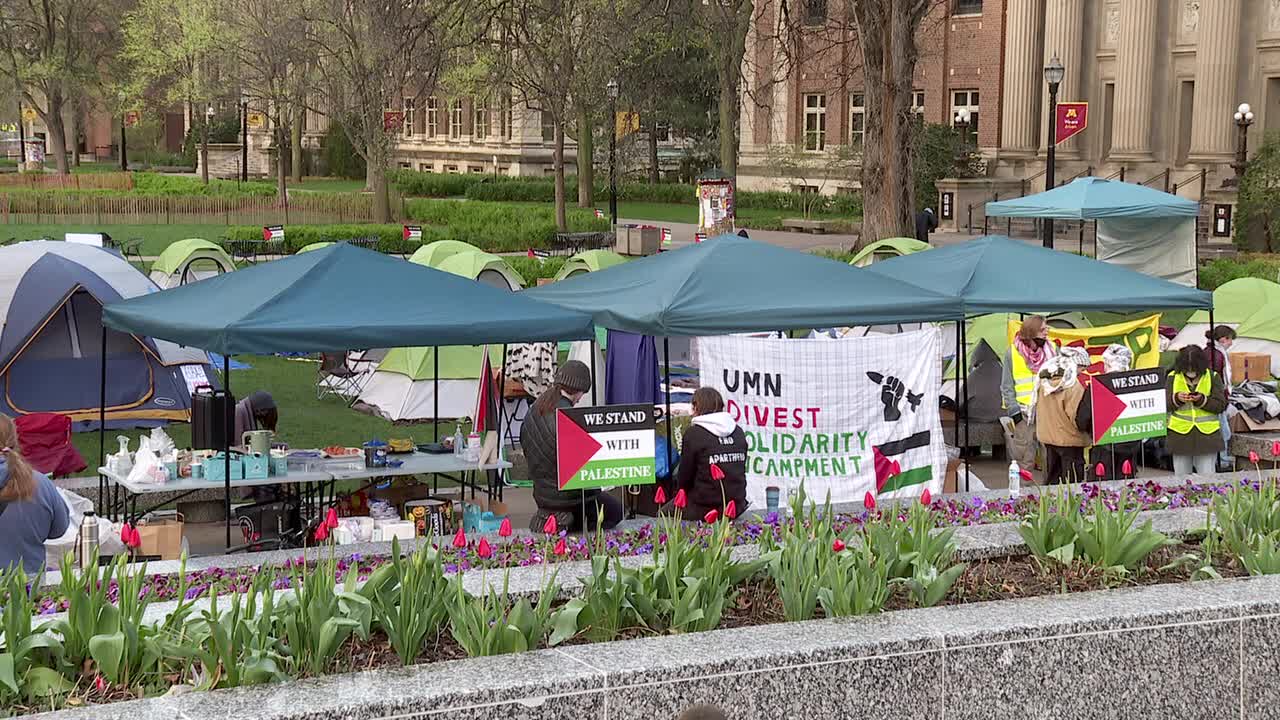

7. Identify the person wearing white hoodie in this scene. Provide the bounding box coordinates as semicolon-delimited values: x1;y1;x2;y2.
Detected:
664;387;749;520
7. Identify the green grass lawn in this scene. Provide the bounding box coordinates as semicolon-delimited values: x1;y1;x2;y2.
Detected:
70;354;457;466
289;177;368;193
1;224;230;257
499;200;854;228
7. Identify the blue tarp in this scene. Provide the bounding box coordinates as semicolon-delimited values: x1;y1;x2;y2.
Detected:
524;235;962;334
103;243;596;355
865;235;1213;314
985;177;1200;219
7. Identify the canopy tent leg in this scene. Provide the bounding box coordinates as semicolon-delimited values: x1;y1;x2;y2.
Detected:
223;353;232;549
663;337;672;490
498;343;509;501
953;319;961;489
99;325;107;520
961;317;970;493
589;337;598;406
433;347;439;442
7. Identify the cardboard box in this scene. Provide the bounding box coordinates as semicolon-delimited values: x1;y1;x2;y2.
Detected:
943;457;961;494
1230;352;1273;382
1230;412;1280;433
137;515;184;560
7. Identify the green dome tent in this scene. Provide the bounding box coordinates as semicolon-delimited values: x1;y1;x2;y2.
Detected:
553;249;628;281
148;238;235;288
297;241;336;254
1172;277;1280;373
848;237;930;268
408;240;484;269
357;250;514;421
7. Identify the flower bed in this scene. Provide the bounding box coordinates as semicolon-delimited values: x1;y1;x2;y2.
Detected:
6;478;1278;716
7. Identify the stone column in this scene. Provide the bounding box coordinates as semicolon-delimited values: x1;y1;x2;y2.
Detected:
1043;0;1085;154
1189;0;1243;162
998;0;1044;155
1110;0;1159;161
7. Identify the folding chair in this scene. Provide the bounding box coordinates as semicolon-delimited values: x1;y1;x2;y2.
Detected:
317;351;369;405
15;413;87;478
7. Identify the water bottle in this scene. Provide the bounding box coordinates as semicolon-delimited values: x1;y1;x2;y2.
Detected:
78;511;100;568
453;424;465;457
1008;460;1021;497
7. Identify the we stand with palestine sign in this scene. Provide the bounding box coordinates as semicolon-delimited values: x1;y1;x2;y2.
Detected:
557;404;656;490
1090;368;1167;445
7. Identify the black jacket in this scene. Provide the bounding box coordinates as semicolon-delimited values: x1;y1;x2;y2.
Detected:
914;210;937;244
520;393;599;510
676;421;749;512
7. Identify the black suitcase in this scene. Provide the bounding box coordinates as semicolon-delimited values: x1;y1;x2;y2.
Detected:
192;385;235;450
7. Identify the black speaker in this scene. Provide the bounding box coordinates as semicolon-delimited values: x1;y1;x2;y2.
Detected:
191;386;234;450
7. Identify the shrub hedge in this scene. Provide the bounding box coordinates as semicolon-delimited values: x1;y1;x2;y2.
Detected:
1198;255;1280;291
505;256;568;286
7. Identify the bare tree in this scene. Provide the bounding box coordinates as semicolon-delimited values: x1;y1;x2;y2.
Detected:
698;0;755;181
304;0;472;222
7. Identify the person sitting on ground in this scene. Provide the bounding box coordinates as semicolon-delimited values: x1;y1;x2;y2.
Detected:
0;416;69;574
1166;345;1228;476
521;360;623;532
663;387;748;520
234;390;278;440
1031;353;1090;484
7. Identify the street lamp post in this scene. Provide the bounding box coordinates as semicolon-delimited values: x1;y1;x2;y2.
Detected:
954;108;971;151
1231;102;1255;186
1042;54;1064;249
607;78;619;228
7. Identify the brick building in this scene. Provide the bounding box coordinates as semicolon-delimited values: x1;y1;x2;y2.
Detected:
738;0;1007;194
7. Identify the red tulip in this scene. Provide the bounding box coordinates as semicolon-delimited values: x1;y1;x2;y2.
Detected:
1250;450;1261;464
1094;463;1105;478
553;537;567;556
498;517;512;537
314;523;329;542
709;463;725;481
526;249;535;258
477;537;493;559
863;491;877;511
120;523;133;547
703;508;719;524
920;489;932;507
1019;468;1034;482
725;499;738;519
325;507;340;529
452;528;467;548
653;485;667;505
94;675;106;693
832;538;846;553
1272;441;1280;457
129;526;142;549
542;514;558;535
1121;459;1133;476
673;488;688;509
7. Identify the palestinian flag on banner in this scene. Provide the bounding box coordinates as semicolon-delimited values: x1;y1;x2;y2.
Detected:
594;208;605;219
661;228;672;245
473;347;500;434
872;430;933;493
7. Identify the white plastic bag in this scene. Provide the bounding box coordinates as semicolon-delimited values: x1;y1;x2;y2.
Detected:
126;447;168;485
149;427;176;457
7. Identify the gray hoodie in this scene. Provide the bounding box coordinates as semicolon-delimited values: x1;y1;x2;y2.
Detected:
0;458;69;574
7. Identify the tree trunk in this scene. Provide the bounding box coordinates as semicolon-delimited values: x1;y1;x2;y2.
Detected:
276;122;287;199
576;106;594;207
648;119;660;184
200;118;210;184
43;91;69;175
290;106;303;182
365;157;377;193
68;99;80;168
717;67;737;178
554;120;567;232
850;0;928;245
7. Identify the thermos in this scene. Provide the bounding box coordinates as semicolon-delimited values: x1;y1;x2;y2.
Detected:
78;511;100;567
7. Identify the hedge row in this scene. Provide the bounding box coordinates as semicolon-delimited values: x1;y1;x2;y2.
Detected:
389;170;863;216
505;256;568;286
1198;255;1280;291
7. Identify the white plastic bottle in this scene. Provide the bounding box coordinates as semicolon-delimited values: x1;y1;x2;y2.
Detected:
453;424;465;457
1008;460;1021;497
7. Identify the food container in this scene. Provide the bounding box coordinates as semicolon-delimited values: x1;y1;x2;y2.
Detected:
204;452;244;482
190;462;203;479
363;440;388;468
269;450;289;476
242;452;269;480
405;497;454;538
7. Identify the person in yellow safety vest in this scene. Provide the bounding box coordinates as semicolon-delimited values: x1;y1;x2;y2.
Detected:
1166;345;1228;476
1001;315;1059;423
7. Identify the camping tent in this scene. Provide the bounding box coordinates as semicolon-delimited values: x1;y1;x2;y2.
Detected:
1172;277;1280;370
357;250;524;422
554;249;628;280
148;239;235;288
297;242;335;254
408;240;485;269
848;237;930;267
985;177;1201;286
2;241;215;428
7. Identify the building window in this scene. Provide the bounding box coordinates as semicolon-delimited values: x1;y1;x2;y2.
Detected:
500;96;512;140
954;0;982;15
469;166;485;174
426;97;439;137
446;164;460;174
654;122;670;142
952;90;979;142
402;98;415;137
474;98;490;140
849;93;864;146
541;111;556;142
448;100;463;140
803;93;827;152
803;0;827;25
912;91;925;114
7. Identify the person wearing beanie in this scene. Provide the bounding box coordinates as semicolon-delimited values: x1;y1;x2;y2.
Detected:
520;360;623;532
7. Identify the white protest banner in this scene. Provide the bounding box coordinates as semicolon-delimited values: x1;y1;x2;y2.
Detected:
698;328;945;508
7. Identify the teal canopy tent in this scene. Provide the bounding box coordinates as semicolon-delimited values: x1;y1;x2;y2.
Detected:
523;234;962;335
865;235;1211;315
103;242;595;354
985;177;1200;285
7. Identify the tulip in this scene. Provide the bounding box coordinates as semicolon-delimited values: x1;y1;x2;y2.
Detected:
654;485;667;505
94;675;106;693
703;508;719;524
1095;463;1106;478
498;517;512;537
674;488;688;509
863;491;876;511
553;537;567;556
710;463;725;481
1250;450;1260;464
1272;441;1280;457
314;523;329;542
130;526;142;549
1121;459;1133;476
325;507;340;529
832;538;846;553
542;514;558;535
120;524;133;547
1019;468;1034;482
477;537;493;559
920;489;932;506
725;499;738;519
452;528;467;549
